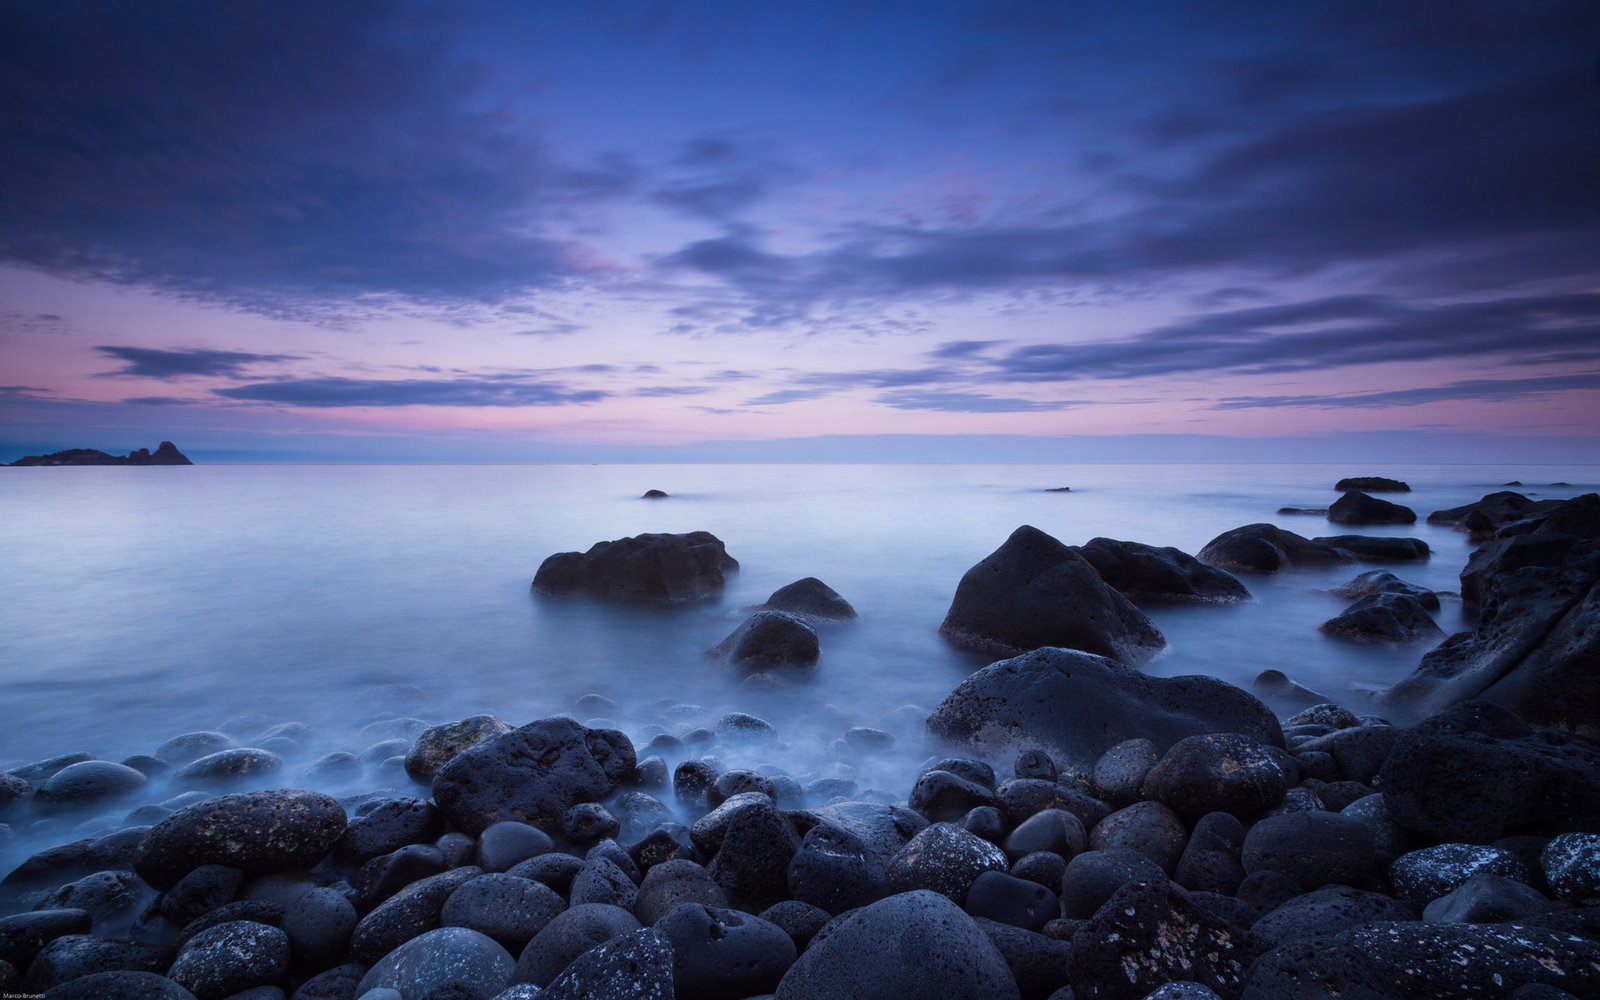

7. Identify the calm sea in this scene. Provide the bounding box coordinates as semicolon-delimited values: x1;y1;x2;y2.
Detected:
1;462;1593;865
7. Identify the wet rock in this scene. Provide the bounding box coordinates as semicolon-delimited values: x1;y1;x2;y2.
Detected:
1237;938;1397;1000
1241;812;1375;890
1197;524;1352;573
939;525;1166;662
1338;922;1600;999
910;769;998;823
135;790;347;890
0;908;92;970
540;926;672;1000
176;749;283;786
758;900;829;951
997;778;1103;828
787;823;887;915
1294;725;1397;783
1092;738;1160;807
714;712;777;744
175;901;284;951
1319;593;1443;643
804;800;927;868
657;903;796;999
707;796;802;912
1077;537;1250;604
974;917;1072;999
1422;871;1554;923
1088;801;1187;874
37;870;149;927
1141;733;1289;821
405;716;514;783
886;822;1009;902
1014;749;1057;781
1389;843;1533;906
337;797;442;863
156;734;235;767
710;611;820;673
569;857;638;910
1009;850;1068;893
160;866;244;925
21;934;168;991
1329;570;1439;609
1328;492;1415;526
281;886;357;971
1173;812;1246;895
357;926;514;1000
928;647;1283;767
36;760;148;805
641;488;668;498
1251;885;1412;950
1059;849;1165;919
477;821;555;873
432;717;635;836
1427;490;1534;529
1004;809;1087;862
1067;879;1257;1000
1337;476;1410;493
1542;832;1600;901
167;921;288;999
562;803;619;844
513;903;641;988
774;890;1019;1000
532;531;739;604
635;859;728;925
39;969;199;999
1314;536;1430;563
286;962;362;1000
507;853;584;896
355;845;446;908
965;870;1059;931
761;577;857;620
350;866;483;966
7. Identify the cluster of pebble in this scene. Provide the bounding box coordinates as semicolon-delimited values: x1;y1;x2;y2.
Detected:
2;690;1599;1000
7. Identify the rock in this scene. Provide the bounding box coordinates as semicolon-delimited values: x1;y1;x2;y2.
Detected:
562;803;619;843
1294;726;1397;783
1427;490;1534;528
1337;922;1600;999
168;921;290;1000
910;769;998;822
440;873;566;955
1173;812;1246;895
642;489;669;498
1140;734;1289;821
39;970;199;999
20;934;167;991
513;903;641;988
36;760;148;805
774;890;1020;1000
1237;938;1398;1000
281;886;357;971
758;900;829;951
160;865;244;924
1389;843;1533;906
635;859;728;925
1059;849;1165;919
1376;702;1600;842
532;531;739;603
432;717;635;836
286;962;362;1000
507;852;583;896
1067;879;1257;1000
714;712;777;743
1092;739;1160;807
405;716;514;782
1319;593;1444;643
0;909;92;970
1251;886;1412;950
927;647;1283;767
1542;832;1600;901
974;918;1071;999
155;734;236;766
787;823;887;915
477;821;555;873
355;845;446;908
1196;524;1352;573
803;801;927;868
356;927;514;1000
540;926;672;1000
1088;801;1188;874
1314;536;1430;563
1329;570;1439;609
37;870;149;926
1014;749;1057;781
337;797;442;862
707;797;802;912
761;578;858;620
1336;477;1410;493
1143;986;1223;1000
135;790;347;890
939;526;1166;661
350;867;483;966
1339;794;1409;867
1076;537;1249;604
175;749;283;785
1422;871;1555;923
1328;492;1416;525
1004;809;1087;862
1241;812;1375;890
570;857;638;910
656;903;795;999
885;822;1009;902
709;612;820;672
965;870;1059;932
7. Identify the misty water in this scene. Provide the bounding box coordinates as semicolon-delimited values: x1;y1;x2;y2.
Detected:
2;462;1595;875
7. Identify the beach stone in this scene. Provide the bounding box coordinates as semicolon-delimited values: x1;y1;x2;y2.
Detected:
775;890;1019;1000
1295;725;1398;783
507;853;584;896
280;886;357;971
965;870;1059;931
1543;832;1600;901
1427;490;1534;528
441;875;565;953
1329;570;1438;609
974;917;1072;998
1251;885;1412;950
36;870;149;926
285;962;361;1000
635;859;727;925
476;821;555;873
0;909;92;970
762;577;857;620
1242;812;1375;890
1238;936;1398;1000
1077;537;1249;604
612;792;673;847
569;857;638;910
1315;536;1431;563
540;926;672;1000
432;717;635;836
910;769;998;822
1197;523;1352;573
997;778;1101;827
963;804;1006;842
175;901;285;951
1422;871;1555;923
1378;702;1600;842
355;844;446;908
1088;801;1187;874
628;825;693;876
21;935;167;991
1014;749;1057;781
1288;702;1362;729
714;712;777;743
135;790;347;890
1059;849;1165;919
40;970;199;999
1005;809;1087;862
1328;492;1416;525
1092;738;1160;807
928;647;1283;767
886;822;1009;902
656;903;795;999
1305;779;1371;812
1319;593;1443;643
1389;843;1533;906
1141;733;1289;821
692;791;777;856
710;611;820;673
1338;922;1600;999
350;866;482;965
356;926;514;1000
925;757;999;788
167;921;289;999
405;716;514;782
176;749;283;786
512;903;640;987
709;769;775;807
1143;986;1223;1000
0;770;30;813
156;734;236;766
707;797;802;912
804;800;927;867
938;525;1166;662
532;530;739;604
159;865;244;925
1173;812;1246;895
786;823;887;914
337;797;442;863
1068;878;1256;1000
561;802;619;844
1012;850;1068;892
758;900;828;951
36;760;148;805
1337;476;1410;493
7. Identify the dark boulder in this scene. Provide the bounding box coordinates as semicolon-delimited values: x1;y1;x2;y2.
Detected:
1543;831;1600;901
1422;871;1555;923
1091;738;1160;807
337;796;442;863
167;920;289;1000
1336;922;1600;999
1336;477;1410;493
1329;570;1439;610
36;761;148;805
1250;886;1412;950
706;798;802;913
1328;492;1416;526
1314;536;1430;563
432;717;635;835
1076;537;1249;604
1197;524;1352;573
349;866;483;966
356;926;515;1000
1427;490;1534;529
803;801;927;869
513;903;640;988
1059;849;1165;919
656;903;796;1000
1389;843;1532;906
174;749;283;786
1140;733;1289;821
281;886;358;971
761;577;857;620
635;859;728;925
642;489;669;498
21;936;168;991
1067;879;1257;1000
774;890;1020;1000
1377;702;1600;842
540;926;673;1000
39;970;198;999
1241;812;1375;890
1173;812;1246;895
884;822;1008;902
0;909;92;971
1238;939;1397;1000
404;715;514;782
532;531;738;603
974;918;1071;999
135;790;347;890
787;823;888;915
1318;593;1443;644
927;647;1283;767
909;769;998;823
709;611;820;672
441;874;565;953
965;870;1059;932
1088;801;1188;874
939;525;1165;662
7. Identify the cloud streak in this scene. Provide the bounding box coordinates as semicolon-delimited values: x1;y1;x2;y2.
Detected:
96;346;300;380
214;376;607;408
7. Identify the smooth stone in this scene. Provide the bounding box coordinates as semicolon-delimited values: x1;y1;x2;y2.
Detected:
885;822;1009;902
440;874;566;953
337;797;443;863
1241;812;1375;890
1335;922;1600;999
1336;476;1410;493
40;969;199;999
512;903;640;988
37;761;148;805
711;612;821;673
532;530;739;604
803;801;927;868
909;769;998;823
176;749;283;785
635;859;728;925
761;577;857;620
973;917;1072;998
786;823;887;915
540;926;672;1000
155;735;235;767
1423;871;1555;923
1059;849;1165;920
281;886;358;971
1196;523;1352;573
477;821;555;872
1251;885;1413;950
159;866;245;924
404;716;514;783
656;903;796;1000
964;870;1059;932
1088;801;1187;874
569;857;638;910
1327;491;1416;525
706;795;802;913
356;926;515;1000
1077;536;1250;604
1140;733;1289;821
1389;843;1533;906
759;900;829;951
1316;537;1431;564
355;844;446;908
22;934;168;991
0;909;92;971
1091;738;1159;807
168;921;290;1000
1011;850;1068;891
285;962;362;1000
135;791;347;890
1173;812;1246;895
1004;809;1087;862
1318;593;1443;644
349;867;483;965
506;853;584;896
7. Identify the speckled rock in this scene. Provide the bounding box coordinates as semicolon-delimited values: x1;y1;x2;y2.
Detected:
1338;922;1600;999
541;927;674;1000
1141;734;1289;821
20;934;168;991
657;903;796;1000
1241;812;1375;890
532;530;739;603
513;903;641;988
1088;801;1188;874
350;867;484;965
786;822;888;915
1251;885;1413;950
1422;871;1555;924
1542;832;1600;901
965;870;1060;932
1328;492;1415;525
974;917;1072;998
1319;593;1443;644
37;760;148;805
803;801;927;868
440;873;566;954
1092;738;1160;807
1329;570;1439;608
1068;879;1257;1000
167;920;290;1000
39;970;199;999
705;796;802;911
337;797;443;863
885;822;1009;902
569;857;638;910
134;790;347;890
1059;849;1166;920
635;859;728;925
910;769;999;823
405;715;515;782
176;749;284;785
1389;843;1533;906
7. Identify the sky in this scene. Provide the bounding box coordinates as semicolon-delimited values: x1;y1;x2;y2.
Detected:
1;0;1598;463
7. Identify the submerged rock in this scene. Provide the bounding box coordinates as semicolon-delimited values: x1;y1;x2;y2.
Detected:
134;790;347;890
709;611;820;673
939;525;1165;662
1314;535;1431;563
1319;593;1444;644
1327;492;1416;526
1336;476;1411;493
1076;537;1250;604
404;715;514;782
1197;524;1352;573
532;530;739;603
1329;570;1440;610
761;577;858;620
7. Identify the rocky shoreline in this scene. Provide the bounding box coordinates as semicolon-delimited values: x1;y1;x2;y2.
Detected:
6;441;193;466
1;482;1596;999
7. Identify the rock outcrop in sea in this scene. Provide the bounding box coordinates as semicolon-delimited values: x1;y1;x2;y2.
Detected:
532;531;739;603
7;441;193;466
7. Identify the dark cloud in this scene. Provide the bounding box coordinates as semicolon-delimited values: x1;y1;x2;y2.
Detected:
1212;372;1600;411
214;376;607;408
513;323;586;337
124;396;199;406
632;385;710;397
0;385;51;398
876;389;1075;413
742;388;834;406
95;346;300;380
931;340;1008;359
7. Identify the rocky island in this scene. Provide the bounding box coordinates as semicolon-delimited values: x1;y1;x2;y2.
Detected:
7;441;193;466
